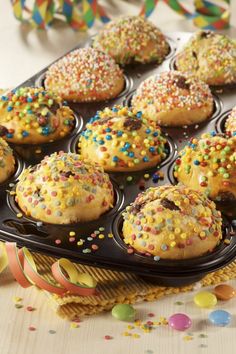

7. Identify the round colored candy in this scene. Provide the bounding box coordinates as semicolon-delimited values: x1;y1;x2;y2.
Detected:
213;284;236;301
194;291;217;308
111;304;136;322
168;313;192;331
209;310;231;326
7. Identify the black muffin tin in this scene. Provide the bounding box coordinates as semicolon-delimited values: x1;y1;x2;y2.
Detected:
0;32;236;287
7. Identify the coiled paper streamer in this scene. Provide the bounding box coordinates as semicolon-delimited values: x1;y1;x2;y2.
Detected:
0;241;97;296
11;0;230;30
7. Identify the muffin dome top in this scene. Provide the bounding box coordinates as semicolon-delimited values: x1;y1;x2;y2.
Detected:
225;107;236;135
93;15;169;65
174;133;236;201
0;87;75;144
0;137;15;183
44;48;124;102
15;152;114;224
123;185;222;259
132;71;213;115
176;30;236;86
79;106;167;171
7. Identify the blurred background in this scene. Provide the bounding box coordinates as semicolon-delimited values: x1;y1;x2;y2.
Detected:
0;0;235;87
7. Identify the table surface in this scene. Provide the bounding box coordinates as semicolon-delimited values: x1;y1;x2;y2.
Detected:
0;1;236;354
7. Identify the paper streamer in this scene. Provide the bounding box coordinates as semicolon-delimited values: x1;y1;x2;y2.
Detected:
0;242;97;296
11;0;230;30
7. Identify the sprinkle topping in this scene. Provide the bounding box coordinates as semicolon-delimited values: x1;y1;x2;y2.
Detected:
176;30;236;86
0;87;74;143
0;137;15;183
79;106;167;171
15;152;114;224
123;185;222;259
225;106;236;135
93;15;169;65
45;48;124;102
174;133;236;201
132;71;213;116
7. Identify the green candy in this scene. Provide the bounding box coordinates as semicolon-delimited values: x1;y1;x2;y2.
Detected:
112;304;136;322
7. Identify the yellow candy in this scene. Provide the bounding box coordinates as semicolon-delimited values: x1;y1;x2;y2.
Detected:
194;291;217;308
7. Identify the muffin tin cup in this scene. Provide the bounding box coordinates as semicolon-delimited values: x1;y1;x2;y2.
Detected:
0;31;236;287
124;90;222;125
112;212;236;274
168;158;236;219
0;152;25;193
7;112;83;164
37;71;133;103
169;56;236;93
89;34;177;67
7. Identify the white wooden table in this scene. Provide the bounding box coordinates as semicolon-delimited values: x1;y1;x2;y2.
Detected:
0;1;236;354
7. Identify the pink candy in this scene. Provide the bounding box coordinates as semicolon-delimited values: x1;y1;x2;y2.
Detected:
168;313;192;331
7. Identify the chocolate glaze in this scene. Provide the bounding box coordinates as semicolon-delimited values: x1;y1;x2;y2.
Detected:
160;198;180;211
123;118;142;131
217;191;236;202
0;125;8;137
175;76;190;90
50;102;60;115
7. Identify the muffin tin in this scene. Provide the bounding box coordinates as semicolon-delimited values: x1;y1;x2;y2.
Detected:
0;32;236;286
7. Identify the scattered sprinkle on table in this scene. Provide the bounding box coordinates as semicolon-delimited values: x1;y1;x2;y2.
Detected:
26;306;36;312
183;335;193;341
175;301;184;305
15;304;23;309
28;326;36;331
104;335;113;340
147;313;155;317
199;344;208;348
70;322;79;329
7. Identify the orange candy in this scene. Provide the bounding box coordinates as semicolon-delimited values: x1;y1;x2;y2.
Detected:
213;284;236;301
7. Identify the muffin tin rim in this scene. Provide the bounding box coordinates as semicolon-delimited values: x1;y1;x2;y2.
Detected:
0;31;235;286
111;210;236;273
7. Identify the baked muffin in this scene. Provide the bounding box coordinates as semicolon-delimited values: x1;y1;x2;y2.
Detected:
225;106;236;135
15;152;114;224
0;138;15;183
123;185;222;260
175;30;236;86
131;71;214;127
79;106;167;172
92;15;169;65
174;133;236;202
44;48;125;102
0;87;75;144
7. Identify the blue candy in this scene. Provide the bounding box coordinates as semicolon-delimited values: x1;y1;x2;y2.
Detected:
209;310;231;326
